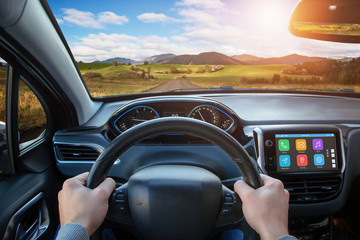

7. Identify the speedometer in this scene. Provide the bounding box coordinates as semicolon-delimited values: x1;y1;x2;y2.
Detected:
189;106;220;126
114;106;159;133
189;105;234;131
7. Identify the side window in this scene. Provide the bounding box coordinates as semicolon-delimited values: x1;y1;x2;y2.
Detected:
0;60;13;175
18;79;47;146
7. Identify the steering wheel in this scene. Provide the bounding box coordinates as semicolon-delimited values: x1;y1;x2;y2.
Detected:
86;117;262;240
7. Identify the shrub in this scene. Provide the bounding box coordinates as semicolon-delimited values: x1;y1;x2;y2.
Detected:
130;65;139;71
82;72;103;79
170;66;179;74
205;64;212;72
196;67;205;73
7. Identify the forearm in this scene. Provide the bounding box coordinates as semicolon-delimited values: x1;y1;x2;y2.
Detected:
55;223;89;240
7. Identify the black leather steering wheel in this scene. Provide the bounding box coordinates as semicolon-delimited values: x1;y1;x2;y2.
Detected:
87;117;262;240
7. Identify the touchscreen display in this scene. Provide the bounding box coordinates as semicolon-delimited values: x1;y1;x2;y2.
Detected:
275;133;338;172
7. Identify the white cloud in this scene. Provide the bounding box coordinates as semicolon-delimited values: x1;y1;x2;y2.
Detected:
62;9;128;29
137;13;175;23
69;32;228;62
56;18;64;24
176;0;225;10
178;8;216;25
98;11;128;25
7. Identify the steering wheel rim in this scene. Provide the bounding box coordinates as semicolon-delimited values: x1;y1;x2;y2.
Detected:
87;117;261;189
86;117;262;239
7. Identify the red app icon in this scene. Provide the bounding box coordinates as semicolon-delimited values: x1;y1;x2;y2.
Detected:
297;154;308;167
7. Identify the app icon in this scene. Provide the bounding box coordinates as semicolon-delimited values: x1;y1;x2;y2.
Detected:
278;139;290;151
297;154;308;167
296;139;307;151
314;154;325;166
312;139;323;150
279;155;291;167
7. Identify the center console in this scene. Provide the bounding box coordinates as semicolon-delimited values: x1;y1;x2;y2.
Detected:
254;125;346;240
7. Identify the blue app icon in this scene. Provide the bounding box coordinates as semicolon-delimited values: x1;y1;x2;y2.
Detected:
279;155;291;167
314;154;325;166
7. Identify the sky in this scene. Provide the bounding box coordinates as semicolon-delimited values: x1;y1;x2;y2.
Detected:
47;0;360;62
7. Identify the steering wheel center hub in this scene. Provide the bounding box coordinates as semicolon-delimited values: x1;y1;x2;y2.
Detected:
128;165;222;240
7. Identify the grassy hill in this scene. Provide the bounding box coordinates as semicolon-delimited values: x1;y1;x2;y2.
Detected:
158;52;246;65
232;54;328;65
77;62;111;71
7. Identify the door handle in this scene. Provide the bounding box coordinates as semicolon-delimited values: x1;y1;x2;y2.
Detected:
4;193;49;240
15;218;39;240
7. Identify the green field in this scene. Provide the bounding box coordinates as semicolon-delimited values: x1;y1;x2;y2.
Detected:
79;63;359;96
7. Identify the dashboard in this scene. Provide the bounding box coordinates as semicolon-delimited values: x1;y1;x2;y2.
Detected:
53;93;360;220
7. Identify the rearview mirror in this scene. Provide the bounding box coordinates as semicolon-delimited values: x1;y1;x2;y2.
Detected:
289;0;360;43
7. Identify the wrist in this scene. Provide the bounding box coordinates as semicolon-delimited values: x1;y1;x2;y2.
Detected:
259;228;289;240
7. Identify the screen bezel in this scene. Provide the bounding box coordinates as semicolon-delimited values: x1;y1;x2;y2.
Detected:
259;126;343;175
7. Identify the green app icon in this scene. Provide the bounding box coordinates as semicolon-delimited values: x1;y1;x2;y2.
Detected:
278;139;290;151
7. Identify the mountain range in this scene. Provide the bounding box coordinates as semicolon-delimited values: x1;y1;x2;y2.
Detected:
93;57;134;64
232;54;328;65
157;52;245;65
92;52;333;65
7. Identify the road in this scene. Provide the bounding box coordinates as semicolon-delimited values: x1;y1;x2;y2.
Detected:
146;80;201;93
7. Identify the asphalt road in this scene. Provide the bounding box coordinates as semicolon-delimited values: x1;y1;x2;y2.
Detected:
146;80;201;93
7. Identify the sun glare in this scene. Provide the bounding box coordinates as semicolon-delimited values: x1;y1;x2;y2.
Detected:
252;1;291;33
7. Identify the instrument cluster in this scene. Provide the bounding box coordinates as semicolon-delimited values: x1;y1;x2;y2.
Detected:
108;98;238;136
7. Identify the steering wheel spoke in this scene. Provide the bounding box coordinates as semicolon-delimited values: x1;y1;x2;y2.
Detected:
215;186;243;228
107;184;134;226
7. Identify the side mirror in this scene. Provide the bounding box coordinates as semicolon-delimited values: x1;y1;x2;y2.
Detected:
289;0;360;43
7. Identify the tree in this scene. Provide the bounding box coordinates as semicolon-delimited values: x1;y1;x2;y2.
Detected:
130;65;138;71
205;64;212;72
144;61;149;65
272;73;281;84
112;61;117;66
196;67;205;73
170;66;179;74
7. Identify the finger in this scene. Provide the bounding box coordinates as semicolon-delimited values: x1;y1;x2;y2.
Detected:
73;172;89;185
260;174;276;185
96;177;116;197
234;180;255;200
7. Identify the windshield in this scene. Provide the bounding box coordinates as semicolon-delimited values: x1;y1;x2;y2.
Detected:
47;0;360;97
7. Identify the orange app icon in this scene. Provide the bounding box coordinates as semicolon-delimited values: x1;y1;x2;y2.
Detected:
296;139;307;151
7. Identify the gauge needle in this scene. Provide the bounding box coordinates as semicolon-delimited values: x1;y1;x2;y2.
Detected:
198;110;205;121
132;119;148;122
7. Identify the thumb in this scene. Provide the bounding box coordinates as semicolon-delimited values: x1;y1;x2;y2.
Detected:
96;177;116;198
234;180;255;201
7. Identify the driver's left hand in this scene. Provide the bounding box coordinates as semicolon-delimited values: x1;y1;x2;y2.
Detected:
58;172;116;236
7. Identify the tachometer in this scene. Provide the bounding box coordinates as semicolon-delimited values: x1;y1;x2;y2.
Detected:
114;106;159;133
189;105;234;131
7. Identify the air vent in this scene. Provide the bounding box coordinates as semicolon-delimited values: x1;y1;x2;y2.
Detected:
283;176;342;203
55;144;101;162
